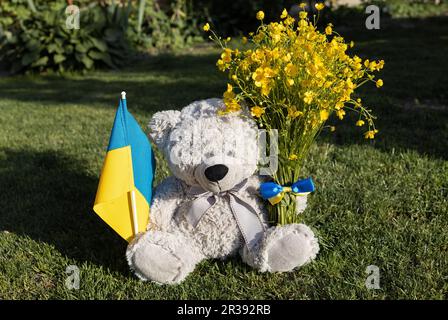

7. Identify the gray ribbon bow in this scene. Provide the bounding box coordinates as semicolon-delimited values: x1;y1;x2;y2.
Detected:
186;179;265;251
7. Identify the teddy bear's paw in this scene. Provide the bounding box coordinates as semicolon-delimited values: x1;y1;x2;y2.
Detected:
130;242;183;284
264;223;319;272
126;231;204;285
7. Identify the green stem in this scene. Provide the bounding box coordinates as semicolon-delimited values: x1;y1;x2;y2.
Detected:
27;0;37;13
137;0;146;35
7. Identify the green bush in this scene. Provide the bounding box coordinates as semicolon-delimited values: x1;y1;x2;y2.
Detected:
0;1;132;74
129;0;202;51
193;0;290;36
0;0;205;73
365;0;448;18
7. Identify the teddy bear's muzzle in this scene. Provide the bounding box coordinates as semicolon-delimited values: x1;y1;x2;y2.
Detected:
204;164;229;182
194;156;245;193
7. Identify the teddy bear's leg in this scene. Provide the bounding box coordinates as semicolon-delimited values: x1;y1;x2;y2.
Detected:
126;230;204;284
241;223;319;272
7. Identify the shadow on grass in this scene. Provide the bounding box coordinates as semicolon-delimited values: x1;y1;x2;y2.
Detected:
319;100;448;160
317;16;448;160
0;148;129;274
0;52;224;112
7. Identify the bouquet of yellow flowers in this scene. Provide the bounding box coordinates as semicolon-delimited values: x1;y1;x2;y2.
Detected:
204;3;384;225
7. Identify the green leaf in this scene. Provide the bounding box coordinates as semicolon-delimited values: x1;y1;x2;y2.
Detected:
53;54;66;64
65;45;74;54
88;50;116;69
75;43;88;53
81;56;94;69
90;38;108;52
24;39;40;51
21;51;40;66
47;43;58;53
87;50;105;60
31;56;48;67
104;28;121;42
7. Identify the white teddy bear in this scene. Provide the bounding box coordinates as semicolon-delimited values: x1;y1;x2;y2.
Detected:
126;98;319;284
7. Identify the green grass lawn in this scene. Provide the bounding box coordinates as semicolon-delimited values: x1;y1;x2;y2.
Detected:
0;17;447;299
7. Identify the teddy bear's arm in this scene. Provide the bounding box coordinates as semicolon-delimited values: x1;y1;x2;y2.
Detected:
148;176;184;231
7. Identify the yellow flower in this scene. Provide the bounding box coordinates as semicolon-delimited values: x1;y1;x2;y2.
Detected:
280;9;288;19
330;126;336;132
350;41;354;48
261;83;272;96
299;2;307;9
223;83;235;103
203;23;210;32
223;90;235;101
252;68;265;87
320;110;329;121
223;98;241;113
315;2;325;10
288;154;298;161
209;5;382;141
376;79;383;88
284;63;298;77
284;16;295;25
368;61;377;71
253;31;264;43
251;106;265;118
216;59;225;71
288;108;303;118
336;109;346;120
263;67;276;78
346;78;355;90
303;91;314;104
221;48;232;63
364;129;378;139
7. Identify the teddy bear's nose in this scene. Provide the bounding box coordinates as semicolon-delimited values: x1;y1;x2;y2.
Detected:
204;164;229;182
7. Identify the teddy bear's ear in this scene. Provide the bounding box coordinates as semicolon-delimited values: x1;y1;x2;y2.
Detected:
148;110;181;149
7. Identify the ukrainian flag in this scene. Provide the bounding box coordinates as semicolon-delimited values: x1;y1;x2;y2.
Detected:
93;92;155;242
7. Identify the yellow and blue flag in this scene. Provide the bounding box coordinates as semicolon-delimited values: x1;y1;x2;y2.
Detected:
93;92;155;242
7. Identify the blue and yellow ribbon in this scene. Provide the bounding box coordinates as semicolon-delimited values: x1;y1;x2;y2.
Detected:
259;177;315;205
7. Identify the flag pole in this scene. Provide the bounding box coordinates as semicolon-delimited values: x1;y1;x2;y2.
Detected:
130;189;139;236
121;91;139;237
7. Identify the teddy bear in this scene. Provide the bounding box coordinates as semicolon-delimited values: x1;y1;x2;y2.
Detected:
126;98;319;284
